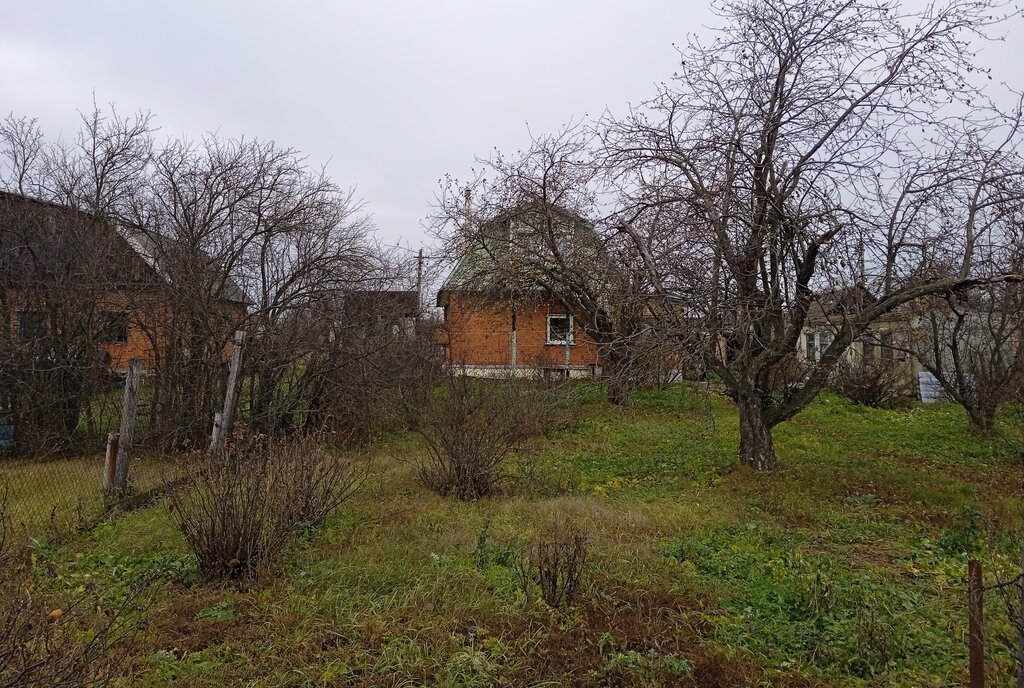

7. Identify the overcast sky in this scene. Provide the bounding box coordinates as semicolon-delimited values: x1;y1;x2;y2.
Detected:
3;1;1023;251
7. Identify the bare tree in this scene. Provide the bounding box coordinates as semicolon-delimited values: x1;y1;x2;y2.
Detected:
0;108;154;453
1;103;417;461
915;284;1024;433
434;128;674;405
601;0;1024;469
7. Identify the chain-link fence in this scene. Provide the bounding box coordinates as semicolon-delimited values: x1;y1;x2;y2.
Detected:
1;371;180;537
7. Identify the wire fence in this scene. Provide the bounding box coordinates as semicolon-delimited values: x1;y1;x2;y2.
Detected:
1;379;181;537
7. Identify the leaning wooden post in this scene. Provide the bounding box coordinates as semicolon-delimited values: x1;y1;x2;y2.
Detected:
102;432;119;494
211;330;245;453
968;558;985;688
112;359;142;496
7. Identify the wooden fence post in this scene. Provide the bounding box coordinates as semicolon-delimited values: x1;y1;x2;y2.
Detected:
968;558;985;688
102;432;119;494
112;359;142;496
211;331;245;453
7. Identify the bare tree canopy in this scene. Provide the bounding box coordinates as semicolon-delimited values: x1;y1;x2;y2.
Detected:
439;0;1024;470
0;105;431;454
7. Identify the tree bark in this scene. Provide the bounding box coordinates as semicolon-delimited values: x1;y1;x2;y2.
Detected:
607;376;631;406
737;393;777;471
967;401;998;435
604;350;632;406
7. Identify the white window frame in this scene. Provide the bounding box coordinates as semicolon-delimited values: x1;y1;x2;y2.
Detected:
804;332;816;360
546;313;574;345
817;331;833;357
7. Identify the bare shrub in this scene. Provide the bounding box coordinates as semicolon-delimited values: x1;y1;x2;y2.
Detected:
0;487;143;688
829;359;911;409
279;435;369;530
170;434;366;579
0;584;142;688
407;372;565;500
517;521;589;609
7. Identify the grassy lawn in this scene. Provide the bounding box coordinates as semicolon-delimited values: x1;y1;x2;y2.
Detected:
25;387;1024;686
3;452;171;534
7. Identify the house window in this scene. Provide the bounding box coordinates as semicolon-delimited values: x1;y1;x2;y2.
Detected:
880;331;894;361
100;312;129;345
547;314;574;345
17;310;46;341
804;332;816;360
818;331;833;356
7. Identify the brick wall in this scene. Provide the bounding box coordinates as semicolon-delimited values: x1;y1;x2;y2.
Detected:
4;289;246;372
444;293;599;370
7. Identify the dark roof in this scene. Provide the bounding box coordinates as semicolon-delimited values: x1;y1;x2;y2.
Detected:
344;290;419;317
116;224;250;305
0;190;249;306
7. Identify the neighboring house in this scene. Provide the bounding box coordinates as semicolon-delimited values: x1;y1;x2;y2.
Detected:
0;191;249;373
342;289;420;341
798;285;922;393
437;208;601;378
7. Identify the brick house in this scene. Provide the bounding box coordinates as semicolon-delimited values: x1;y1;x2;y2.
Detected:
0;191;249;373
437;209;601;378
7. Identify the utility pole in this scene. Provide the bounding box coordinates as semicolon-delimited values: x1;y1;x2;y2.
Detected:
416;248;424;319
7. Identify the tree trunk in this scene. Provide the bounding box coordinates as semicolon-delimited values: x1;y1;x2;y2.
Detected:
737;394;777;471
607;376;631;406
967;401;998;434
604;351;632;406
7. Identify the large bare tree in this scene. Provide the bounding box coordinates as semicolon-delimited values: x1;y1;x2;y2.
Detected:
601;0;1024;470
0;108;154;452
1;104;415;453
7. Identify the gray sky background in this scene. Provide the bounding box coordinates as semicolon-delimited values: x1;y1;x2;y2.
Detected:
3;1;1023;251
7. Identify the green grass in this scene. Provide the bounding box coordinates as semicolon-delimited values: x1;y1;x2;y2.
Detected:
3;452;170;533
21;386;1024;686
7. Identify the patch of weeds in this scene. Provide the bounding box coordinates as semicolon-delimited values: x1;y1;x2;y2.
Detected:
472;519;516;571
593;649;692;684
195;601;236;621
937;505;984;556
56;547;197;606
444;642;505;687
145;648;230;684
844;492;881;508
508;451;580;498
470;519;525;602
668;526;946;679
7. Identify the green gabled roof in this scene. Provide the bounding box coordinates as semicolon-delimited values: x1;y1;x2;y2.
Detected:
437;205;598;305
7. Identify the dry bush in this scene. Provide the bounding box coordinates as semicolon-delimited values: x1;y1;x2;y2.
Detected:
0;489;141;687
517;521;589;610
829;359;911;409
407;372;567;500
279;435;369;530
0;585;140;688
169;434;366;579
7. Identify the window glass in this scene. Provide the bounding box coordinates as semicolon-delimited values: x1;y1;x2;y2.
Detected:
880;331;894;361
101;312;129;344
805;332;816;360
818;331;833;354
547;314;574;344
